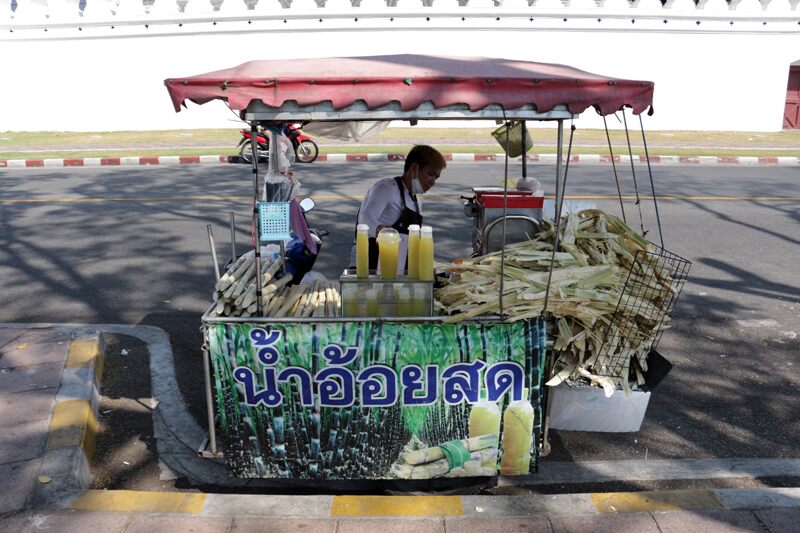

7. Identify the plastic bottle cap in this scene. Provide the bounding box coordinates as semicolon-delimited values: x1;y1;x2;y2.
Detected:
357;223;369;233
408;224;421;235
421;226;433;236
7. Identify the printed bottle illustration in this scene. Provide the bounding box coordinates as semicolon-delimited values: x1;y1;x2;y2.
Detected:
499;388;534;475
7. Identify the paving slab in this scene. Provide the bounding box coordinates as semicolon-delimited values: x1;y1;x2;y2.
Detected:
754;508;800;533
445;516;554;532
15;510;131;533
125;514;232;533
550;512;660;533
0;460;39;515
0;418;49;464
0;389;58;426
336;518;445;533
651;509;764;532
0;362;63;395
230;516;337;533
0;331;71;367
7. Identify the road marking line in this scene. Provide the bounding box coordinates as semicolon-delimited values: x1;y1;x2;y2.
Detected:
330;495;464;517
71;489;206;513
590;489;724;513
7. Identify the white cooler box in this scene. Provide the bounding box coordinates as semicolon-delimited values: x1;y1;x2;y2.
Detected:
547;383;651;433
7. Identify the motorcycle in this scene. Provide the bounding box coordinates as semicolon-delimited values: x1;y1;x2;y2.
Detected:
238;124;319;164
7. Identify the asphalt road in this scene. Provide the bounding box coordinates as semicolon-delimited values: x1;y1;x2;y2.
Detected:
1;161;798;466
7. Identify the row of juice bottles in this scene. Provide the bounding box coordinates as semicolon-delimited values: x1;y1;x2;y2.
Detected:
356;223;434;280
340;283;432;318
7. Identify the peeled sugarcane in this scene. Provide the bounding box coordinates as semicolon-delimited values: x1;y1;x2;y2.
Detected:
392;447;499;479
402;434;498;465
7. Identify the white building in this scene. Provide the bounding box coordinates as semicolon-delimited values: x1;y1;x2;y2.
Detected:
2;0;799;131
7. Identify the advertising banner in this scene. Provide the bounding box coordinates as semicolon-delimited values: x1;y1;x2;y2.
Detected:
208;319;546;479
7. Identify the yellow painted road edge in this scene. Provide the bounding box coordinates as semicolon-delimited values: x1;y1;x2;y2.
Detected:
331;495;464;517
45;336;105;464
590;489;725;513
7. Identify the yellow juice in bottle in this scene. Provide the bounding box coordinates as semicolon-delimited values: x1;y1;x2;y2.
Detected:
500;389;534;476
365;288;379;317
418;225;434;281
407;224;421;278
356;223;369;279
469;392;502;440
398;287;412;316
412;285;429;316
377;228;400;279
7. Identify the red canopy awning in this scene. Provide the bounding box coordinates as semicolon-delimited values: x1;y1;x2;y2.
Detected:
165;55;654;117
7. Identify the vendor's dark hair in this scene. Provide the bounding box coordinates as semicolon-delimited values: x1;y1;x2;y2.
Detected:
404;145;446;172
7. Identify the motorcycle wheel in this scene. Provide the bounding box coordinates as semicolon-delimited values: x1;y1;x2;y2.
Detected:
240;140;268;164
295;139;319;163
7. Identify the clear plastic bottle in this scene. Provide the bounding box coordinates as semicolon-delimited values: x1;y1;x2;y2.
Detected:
356;223;369;279
407;224;421;279
376;227;400;279
365;287;379;317
499;388;534;476
418;225;434;281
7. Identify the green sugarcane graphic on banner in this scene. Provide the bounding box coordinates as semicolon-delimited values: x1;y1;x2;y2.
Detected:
207;319;546;479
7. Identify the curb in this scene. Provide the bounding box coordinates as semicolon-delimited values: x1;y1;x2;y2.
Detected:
2;154;799;168
32;334;106;508
65;487;800;518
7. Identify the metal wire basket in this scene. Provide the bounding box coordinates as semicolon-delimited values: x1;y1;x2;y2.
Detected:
491;121;533;158
593;244;691;380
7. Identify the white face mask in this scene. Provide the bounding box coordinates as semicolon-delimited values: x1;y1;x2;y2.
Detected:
412;170;425;195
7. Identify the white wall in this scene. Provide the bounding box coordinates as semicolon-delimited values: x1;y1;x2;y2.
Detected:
2;1;799;132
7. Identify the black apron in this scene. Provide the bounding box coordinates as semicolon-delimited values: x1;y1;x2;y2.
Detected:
354;177;423;270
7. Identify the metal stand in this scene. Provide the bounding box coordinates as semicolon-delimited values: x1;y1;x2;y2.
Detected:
201;341;218;455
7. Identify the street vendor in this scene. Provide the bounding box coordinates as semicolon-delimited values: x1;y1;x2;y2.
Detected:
349;145;446;273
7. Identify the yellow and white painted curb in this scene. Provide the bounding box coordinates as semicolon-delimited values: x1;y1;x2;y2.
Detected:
66;487;800;518
33;334;106;507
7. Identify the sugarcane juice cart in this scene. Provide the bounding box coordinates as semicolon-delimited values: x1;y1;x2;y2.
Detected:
165;55;687;481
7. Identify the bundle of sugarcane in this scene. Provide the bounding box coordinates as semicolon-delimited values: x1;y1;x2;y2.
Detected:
436;209;683;391
209;251;340;318
391;434;498;479
264;279;341;318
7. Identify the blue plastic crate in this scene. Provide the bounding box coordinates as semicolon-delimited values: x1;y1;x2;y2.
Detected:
257;201;291;242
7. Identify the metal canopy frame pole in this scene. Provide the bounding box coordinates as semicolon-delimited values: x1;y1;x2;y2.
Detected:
253;123;264;317
541;119;565;456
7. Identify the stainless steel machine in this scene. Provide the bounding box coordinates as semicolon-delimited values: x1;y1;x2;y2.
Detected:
464;187;544;256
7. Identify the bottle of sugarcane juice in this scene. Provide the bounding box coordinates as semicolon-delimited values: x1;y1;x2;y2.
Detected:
356;223;369;279
469;390;501;440
407;224;421;278
376;228;400;279
500;388;534;476
365;287;379;317
412;285;429;316
397;287;412;316
418;225;434;281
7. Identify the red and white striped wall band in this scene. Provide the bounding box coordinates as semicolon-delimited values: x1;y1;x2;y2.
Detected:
2;154;799;168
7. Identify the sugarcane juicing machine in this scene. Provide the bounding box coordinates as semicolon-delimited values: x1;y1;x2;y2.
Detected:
464;186;544;256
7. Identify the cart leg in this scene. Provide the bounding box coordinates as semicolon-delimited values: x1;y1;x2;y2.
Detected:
202;342;218;455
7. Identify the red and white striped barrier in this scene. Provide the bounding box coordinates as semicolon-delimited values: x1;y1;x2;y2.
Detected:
2;154;798;168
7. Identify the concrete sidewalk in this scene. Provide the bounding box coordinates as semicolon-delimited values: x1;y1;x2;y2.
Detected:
1;323;799;532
